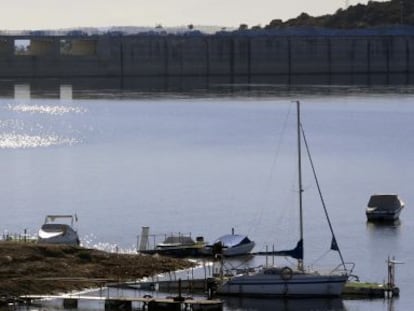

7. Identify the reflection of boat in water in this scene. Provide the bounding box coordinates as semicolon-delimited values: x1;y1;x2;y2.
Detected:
366;194;405;222
202;230;255;257
216;102;351;297
366;217;401;243
224;296;345;311
38;215;80;246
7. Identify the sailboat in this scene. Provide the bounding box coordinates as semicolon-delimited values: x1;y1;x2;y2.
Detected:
216;101;350;297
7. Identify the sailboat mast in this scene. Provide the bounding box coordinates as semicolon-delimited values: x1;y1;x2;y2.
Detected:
296;101;304;271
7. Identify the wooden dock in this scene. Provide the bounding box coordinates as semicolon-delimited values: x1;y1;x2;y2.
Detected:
344;256;402;298
20;294;223;311
15;280;399;311
113;279;401;299
112;279;209;291
343;281;400;298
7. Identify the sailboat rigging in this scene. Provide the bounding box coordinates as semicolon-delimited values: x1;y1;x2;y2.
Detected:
216;101;352;297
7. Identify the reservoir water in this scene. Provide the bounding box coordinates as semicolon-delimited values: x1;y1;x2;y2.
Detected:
1;82;413;310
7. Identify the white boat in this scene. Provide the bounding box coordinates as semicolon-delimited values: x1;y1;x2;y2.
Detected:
366;194;405;221
216;101;350;297
38;215;80;246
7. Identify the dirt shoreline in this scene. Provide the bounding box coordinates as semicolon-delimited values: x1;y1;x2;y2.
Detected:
0;241;194;300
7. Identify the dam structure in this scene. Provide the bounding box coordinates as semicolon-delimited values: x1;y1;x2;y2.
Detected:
1;27;414;82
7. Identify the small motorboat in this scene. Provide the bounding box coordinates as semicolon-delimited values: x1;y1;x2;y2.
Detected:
202;230;255;257
38;215;80;246
139;232;207;257
366;194;405;221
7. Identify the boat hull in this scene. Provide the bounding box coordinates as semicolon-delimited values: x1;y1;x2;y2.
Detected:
201;241;256;257
366;206;403;221
217;271;347;297
223;241;255;257
140;246;204;258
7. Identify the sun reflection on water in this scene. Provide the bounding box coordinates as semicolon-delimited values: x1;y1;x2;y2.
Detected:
81;233;137;254
0;100;86;149
8;103;86;115
0;133;79;149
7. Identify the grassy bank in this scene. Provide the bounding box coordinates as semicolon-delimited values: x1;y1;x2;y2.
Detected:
0;241;193;298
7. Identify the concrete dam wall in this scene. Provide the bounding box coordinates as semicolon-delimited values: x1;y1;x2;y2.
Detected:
1;29;414;79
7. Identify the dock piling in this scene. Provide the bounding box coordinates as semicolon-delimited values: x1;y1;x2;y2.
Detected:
148;300;181;311
386;256;403;298
63;298;78;309
104;299;132;311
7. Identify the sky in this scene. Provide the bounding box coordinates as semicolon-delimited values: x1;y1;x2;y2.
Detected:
1;0;388;30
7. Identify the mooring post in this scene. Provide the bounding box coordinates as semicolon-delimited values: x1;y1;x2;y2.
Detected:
386;256;403;298
178;278;182;299
105;299;132;311
386;256;396;298
63;298;78;309
173;278;185;302
207;278;217;300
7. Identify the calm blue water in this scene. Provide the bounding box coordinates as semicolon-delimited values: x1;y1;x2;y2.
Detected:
1;85;413;310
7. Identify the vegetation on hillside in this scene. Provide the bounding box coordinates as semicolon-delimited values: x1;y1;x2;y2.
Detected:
0;242;193;299
254;0;414;30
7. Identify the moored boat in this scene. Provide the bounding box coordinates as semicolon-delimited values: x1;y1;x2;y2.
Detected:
202;230;255;257
218;266;348;297
366;194;405;221
38;214;80;246
139;232;207;257
216;101;351;297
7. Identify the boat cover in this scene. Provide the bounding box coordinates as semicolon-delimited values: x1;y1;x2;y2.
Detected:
158;236;195;247
368;194;402;210
38;224;66;239
38;230;63;239
214;234;252;247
